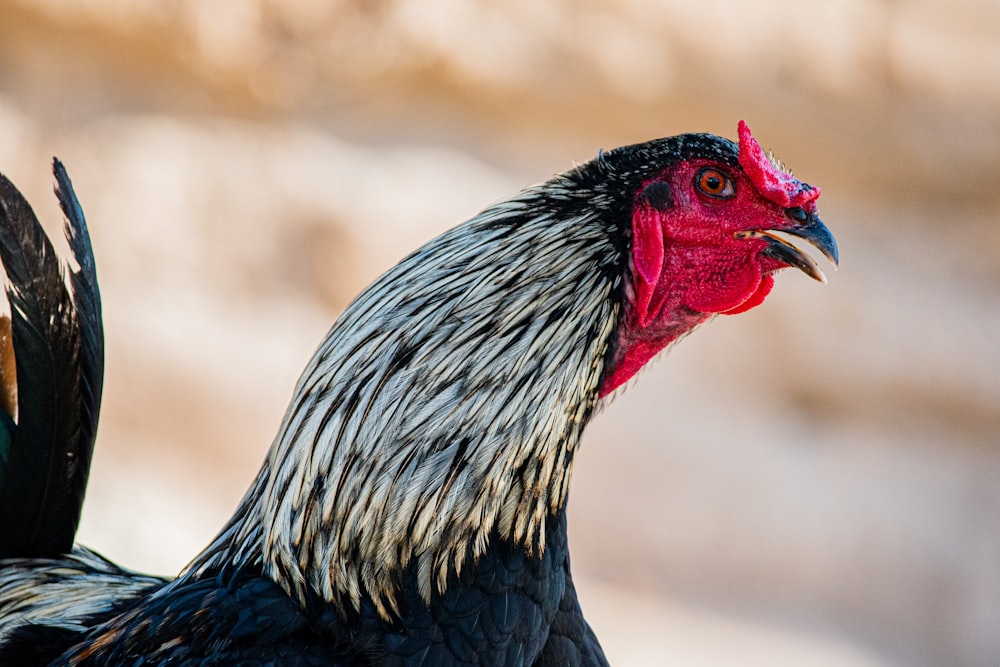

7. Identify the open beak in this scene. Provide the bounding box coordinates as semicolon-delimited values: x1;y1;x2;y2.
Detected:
736;209;839;284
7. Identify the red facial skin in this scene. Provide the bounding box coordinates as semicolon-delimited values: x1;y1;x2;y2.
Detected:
601;122;821;396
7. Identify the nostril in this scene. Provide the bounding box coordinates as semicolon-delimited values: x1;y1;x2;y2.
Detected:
786;206;807;222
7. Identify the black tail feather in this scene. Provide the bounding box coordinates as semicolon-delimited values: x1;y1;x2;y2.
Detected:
0;160;103;558
55;159;104;545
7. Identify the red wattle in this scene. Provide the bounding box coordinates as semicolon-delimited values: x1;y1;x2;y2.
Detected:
721;273;774;314
681;254;765;315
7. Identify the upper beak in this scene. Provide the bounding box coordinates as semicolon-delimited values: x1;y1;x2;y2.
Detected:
736;208;839;283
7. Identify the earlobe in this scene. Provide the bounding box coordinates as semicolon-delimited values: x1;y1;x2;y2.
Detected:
631;205;664;327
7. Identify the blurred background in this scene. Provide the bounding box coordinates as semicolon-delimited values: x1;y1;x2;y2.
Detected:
0;0;998;664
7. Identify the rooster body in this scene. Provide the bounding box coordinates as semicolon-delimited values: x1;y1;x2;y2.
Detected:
0;122;836;665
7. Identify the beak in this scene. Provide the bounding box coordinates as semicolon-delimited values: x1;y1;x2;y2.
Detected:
736;209;839;283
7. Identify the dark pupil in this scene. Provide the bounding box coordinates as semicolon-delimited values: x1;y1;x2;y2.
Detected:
705;175;721;191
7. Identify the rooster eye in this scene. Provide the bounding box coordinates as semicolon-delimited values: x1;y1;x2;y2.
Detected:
695;168;735;199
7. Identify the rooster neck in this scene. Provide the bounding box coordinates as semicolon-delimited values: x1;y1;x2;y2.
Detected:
190;181;628;618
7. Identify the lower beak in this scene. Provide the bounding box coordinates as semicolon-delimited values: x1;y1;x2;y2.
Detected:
736;212;839;283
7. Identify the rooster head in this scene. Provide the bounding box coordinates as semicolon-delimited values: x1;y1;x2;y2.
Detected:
602;120;838;394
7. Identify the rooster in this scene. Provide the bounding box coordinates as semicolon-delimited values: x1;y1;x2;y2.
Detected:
0;121;836;665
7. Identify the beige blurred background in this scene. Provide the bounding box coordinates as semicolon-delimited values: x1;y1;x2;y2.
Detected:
1;1;998;665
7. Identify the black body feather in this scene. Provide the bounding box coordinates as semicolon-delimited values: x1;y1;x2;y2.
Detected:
60;514;605;666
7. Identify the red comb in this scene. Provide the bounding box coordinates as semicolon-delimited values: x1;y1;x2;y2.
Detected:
737;120;820;209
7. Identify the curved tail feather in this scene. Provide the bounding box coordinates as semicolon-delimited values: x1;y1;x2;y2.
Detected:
0;160;103;558
56;159;104;482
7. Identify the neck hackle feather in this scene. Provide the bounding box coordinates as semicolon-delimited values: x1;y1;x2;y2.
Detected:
192;173;629;620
